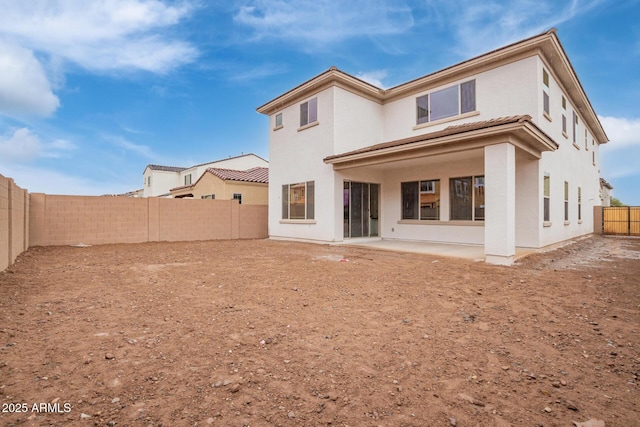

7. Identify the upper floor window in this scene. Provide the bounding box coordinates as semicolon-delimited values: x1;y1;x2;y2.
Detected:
572;111;578;145
584;129;588;150
561;96;567;136
416;80;475;125
185;174;192;185
542;69;550;118
275;112;283;128
146;176;151;187
300;98;317;127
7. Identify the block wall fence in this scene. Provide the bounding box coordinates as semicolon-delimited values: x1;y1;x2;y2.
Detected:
1;173;267;272
0;174;29;272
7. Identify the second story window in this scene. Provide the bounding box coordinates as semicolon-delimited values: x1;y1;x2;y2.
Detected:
542;69;550;118
275;112;283;128
184;174;192;185
561;96;567;136
300;98;317;127
416;80;475;125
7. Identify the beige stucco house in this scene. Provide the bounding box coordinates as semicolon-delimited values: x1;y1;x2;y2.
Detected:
170;167;269;205
143;153;268;197
257;29;608;265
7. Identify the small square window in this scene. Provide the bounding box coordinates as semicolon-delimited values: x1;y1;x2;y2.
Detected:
543;69;549;87
233;193;242;205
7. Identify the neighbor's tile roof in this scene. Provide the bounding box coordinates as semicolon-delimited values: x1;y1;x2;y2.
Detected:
146;164;187;172
207;167;269;183
169;167;269;192
324;115;535;161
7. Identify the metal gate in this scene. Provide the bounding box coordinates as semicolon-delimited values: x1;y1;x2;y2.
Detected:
602;206;640;236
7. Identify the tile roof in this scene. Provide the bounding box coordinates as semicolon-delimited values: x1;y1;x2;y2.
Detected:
146;153;268;175
324;115;536;161
169;167;269;192
207;167;269;183
146;164;187;172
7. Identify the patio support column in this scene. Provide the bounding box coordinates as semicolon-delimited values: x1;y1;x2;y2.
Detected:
484;143;516;265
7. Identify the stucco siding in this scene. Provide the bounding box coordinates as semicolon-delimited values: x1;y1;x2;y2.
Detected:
333;87;384;154
382;57;539;143
268;87;338;242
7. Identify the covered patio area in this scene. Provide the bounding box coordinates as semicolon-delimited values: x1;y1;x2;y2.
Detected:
325;115;558;265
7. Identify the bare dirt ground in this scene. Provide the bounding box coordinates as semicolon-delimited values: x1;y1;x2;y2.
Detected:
1;235;638;427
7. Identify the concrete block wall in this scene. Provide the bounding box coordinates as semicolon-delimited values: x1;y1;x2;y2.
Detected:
28;194;268;247
1;174;29;271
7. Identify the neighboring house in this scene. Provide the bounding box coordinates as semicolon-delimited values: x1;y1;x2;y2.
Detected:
257;29;608;265
143;153;268;197
170;167;269;205
600;178;614;206
117;189;144;198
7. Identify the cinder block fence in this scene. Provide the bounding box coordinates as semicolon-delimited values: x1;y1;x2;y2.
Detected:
1;173;267;272
0;174;29;272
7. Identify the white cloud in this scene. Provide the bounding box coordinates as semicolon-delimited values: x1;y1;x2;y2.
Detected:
234;0;414;49
599;116;640;150
0;0;198;73
0;42;60;118
0;164;127;196
425;0;605;57
0;127;77;163
0;127;42;162
355;70;388;89
226;63;288;83
105;134;155;159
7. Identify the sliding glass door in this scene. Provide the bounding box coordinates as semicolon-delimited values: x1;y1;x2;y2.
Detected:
343;182;379;238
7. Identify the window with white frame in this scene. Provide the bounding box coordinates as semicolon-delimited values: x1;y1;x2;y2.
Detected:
544;173;550;222
584;129;588;150
543;69;550;117
275;112;283;128
578;187;582;221
564;181;569;222
185;174;192;185
573;111;578;145
401;180;441;220
416;80;476;125
282;181;315;220
450;176;484;221
146;176;151;187
561;96;567;135
300;98;318;127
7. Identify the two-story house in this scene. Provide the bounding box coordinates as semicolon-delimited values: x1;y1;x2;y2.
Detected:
257;29;608;265
169;166;269;205
142;153;268;197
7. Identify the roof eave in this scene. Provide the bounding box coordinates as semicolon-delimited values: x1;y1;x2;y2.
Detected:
256;67;384;116
324;120;557;169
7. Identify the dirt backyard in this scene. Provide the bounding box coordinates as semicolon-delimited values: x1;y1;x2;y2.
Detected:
1;236;639;426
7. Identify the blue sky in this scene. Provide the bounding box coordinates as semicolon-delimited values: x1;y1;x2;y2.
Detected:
0;0;638;203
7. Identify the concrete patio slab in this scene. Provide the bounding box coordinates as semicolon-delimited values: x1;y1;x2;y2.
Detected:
339;238;537;262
